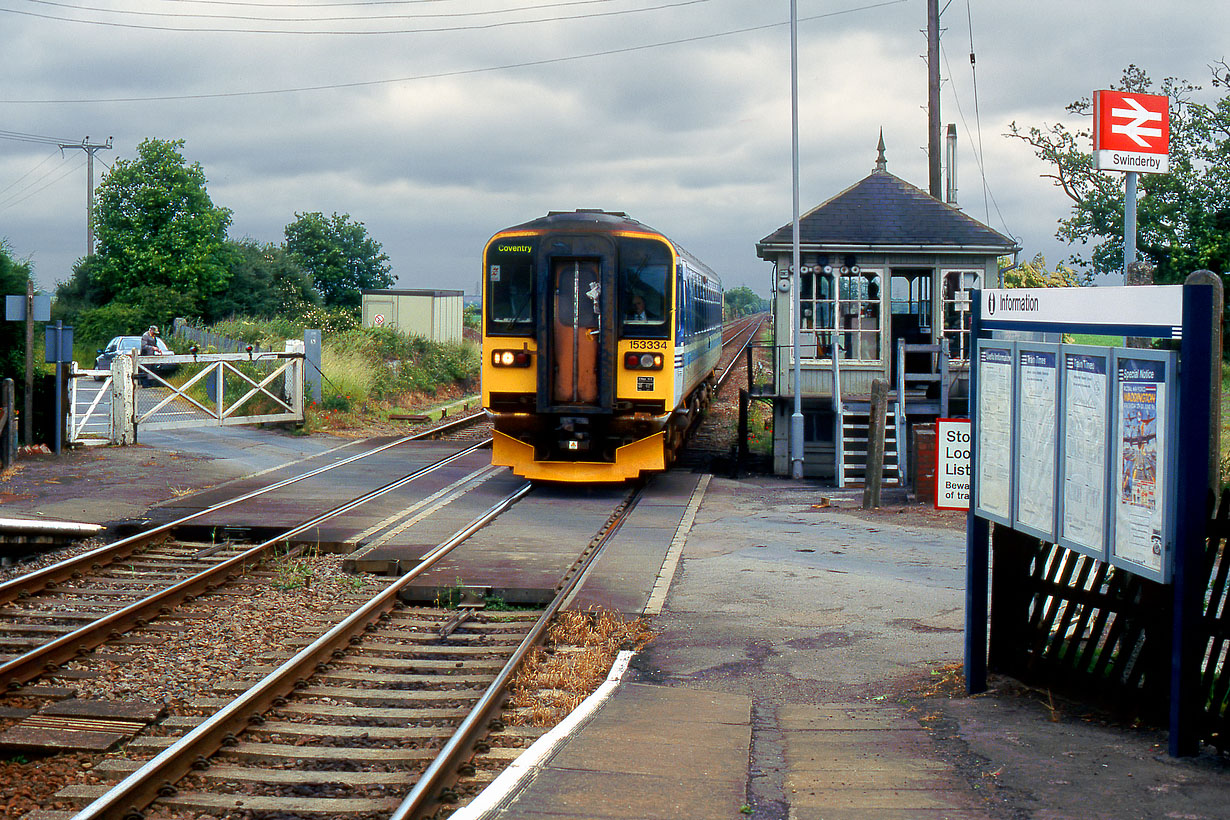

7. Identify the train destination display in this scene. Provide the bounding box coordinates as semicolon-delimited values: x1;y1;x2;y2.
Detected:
974;344;1013;523
1015;347;1058;538
1059;350;1111;556
1111;354;1174;578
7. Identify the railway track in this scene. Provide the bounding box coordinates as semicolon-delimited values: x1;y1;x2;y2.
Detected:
0;440;492;696
30;479;644;820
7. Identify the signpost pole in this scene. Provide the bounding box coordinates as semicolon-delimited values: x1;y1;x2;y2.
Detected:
24;281;33;447
53;321;63;455
1124;171;1138;270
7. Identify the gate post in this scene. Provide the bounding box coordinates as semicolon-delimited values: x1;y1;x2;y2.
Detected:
304;329;322;406
110;355;135;445
1;378;14;469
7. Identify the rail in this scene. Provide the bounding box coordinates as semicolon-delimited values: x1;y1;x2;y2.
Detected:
0;440;490;690
70;481;533;820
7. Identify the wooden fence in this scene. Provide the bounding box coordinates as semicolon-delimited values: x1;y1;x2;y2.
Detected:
989;489;1230;751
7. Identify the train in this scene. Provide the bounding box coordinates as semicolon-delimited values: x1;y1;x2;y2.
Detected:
481;209;724;482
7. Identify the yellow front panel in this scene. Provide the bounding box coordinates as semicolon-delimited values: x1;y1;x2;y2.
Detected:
616;338;676;407
481;337;538;405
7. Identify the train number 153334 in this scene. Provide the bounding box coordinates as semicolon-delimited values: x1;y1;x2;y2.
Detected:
630;340;667;350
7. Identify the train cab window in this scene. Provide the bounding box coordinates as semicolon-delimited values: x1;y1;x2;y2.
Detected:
618;237;671;338
485;239;537;335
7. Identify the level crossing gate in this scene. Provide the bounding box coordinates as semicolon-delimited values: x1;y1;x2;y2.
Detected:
71;349;305;444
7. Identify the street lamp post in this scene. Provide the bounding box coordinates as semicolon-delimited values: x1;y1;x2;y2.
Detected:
789;0;804;479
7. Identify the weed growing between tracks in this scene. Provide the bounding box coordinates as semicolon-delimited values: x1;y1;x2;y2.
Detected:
505;610;653;726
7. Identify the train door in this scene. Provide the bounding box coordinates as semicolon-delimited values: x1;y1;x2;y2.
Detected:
550;258;602;406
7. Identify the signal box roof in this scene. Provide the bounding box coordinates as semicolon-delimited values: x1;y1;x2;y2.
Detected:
756;167;1019;256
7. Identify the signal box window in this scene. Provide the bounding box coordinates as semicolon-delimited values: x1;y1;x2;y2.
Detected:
796;267;883;361
618;237;671;338
941;270;980;361
486;240;537;335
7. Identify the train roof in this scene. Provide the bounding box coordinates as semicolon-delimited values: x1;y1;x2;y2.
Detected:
498;209;663;236
491;209;721;288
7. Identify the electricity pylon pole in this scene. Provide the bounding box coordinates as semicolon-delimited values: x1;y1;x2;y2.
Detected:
59;136;113;256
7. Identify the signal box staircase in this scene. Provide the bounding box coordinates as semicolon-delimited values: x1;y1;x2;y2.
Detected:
835;339;950;488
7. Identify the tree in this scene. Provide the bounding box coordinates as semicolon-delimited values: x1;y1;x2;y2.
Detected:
284;212;393;309
0;240;32;381
724;285;765;318
204;240;319;319
1002;254;1086;288
1007;63;1230;284
93;138;233;306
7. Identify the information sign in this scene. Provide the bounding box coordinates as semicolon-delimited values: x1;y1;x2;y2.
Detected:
981;285;1182;338
1058;348;1111;558
935;418;971;510
1014;346;1059;539
1110;351;1176;581
974;342;1013;524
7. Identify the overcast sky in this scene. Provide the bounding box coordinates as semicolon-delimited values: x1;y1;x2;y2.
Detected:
2;0;1226;299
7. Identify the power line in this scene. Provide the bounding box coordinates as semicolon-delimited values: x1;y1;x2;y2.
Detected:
21;0;628;24
0;154;84;213
0;0;712;35
0;128;80;145
1;0;910;104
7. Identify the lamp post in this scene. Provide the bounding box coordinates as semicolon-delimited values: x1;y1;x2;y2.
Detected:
789;0;804;479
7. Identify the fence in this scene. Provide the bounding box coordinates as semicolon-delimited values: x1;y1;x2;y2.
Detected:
171;318;267;354
988;489;1229;751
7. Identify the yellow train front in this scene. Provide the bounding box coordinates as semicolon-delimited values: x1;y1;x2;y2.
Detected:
482;210;723;482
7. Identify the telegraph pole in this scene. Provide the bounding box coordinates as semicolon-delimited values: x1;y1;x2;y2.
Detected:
927;0;942;199
59;136;113;256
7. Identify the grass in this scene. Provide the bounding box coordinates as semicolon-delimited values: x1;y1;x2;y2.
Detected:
505;610;653;727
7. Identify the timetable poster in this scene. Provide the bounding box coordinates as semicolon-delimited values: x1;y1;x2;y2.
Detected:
1060;352;1110;555
1113;357;1168;574
976;346;1013;521
1016;349;1058;537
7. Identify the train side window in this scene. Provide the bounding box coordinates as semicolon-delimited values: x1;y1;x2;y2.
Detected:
618;237;671;338
485;240;537;335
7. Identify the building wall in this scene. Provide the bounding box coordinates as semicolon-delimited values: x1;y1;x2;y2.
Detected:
361;290;464;343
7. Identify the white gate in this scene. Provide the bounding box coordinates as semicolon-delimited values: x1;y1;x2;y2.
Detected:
71;350;305;444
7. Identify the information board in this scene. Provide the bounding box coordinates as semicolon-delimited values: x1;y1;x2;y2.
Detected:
974;342;1014;524
1110;350;1176;581
1058;347;1112;558
1014;345;1059;539
936;418;971;510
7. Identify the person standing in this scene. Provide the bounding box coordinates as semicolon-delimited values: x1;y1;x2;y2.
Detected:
140;325;159;355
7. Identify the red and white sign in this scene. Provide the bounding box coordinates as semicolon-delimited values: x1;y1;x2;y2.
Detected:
935;418;971;511
373;313;385;326
1093;90;1170;174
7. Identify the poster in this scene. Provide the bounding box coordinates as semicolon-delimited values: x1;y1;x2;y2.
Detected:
1060;352;1110;555
1112;357;1168;575
936;418;971;510
975;345;1013;521
1015;349;1058;537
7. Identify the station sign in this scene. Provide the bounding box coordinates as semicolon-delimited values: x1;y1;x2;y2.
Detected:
1093;90;1170;174
981;285;1182;338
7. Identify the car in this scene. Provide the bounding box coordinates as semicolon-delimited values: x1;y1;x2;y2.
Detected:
94;336;178;382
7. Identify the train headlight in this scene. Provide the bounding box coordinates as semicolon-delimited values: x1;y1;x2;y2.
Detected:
624;352;664;371
491;349;532;367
